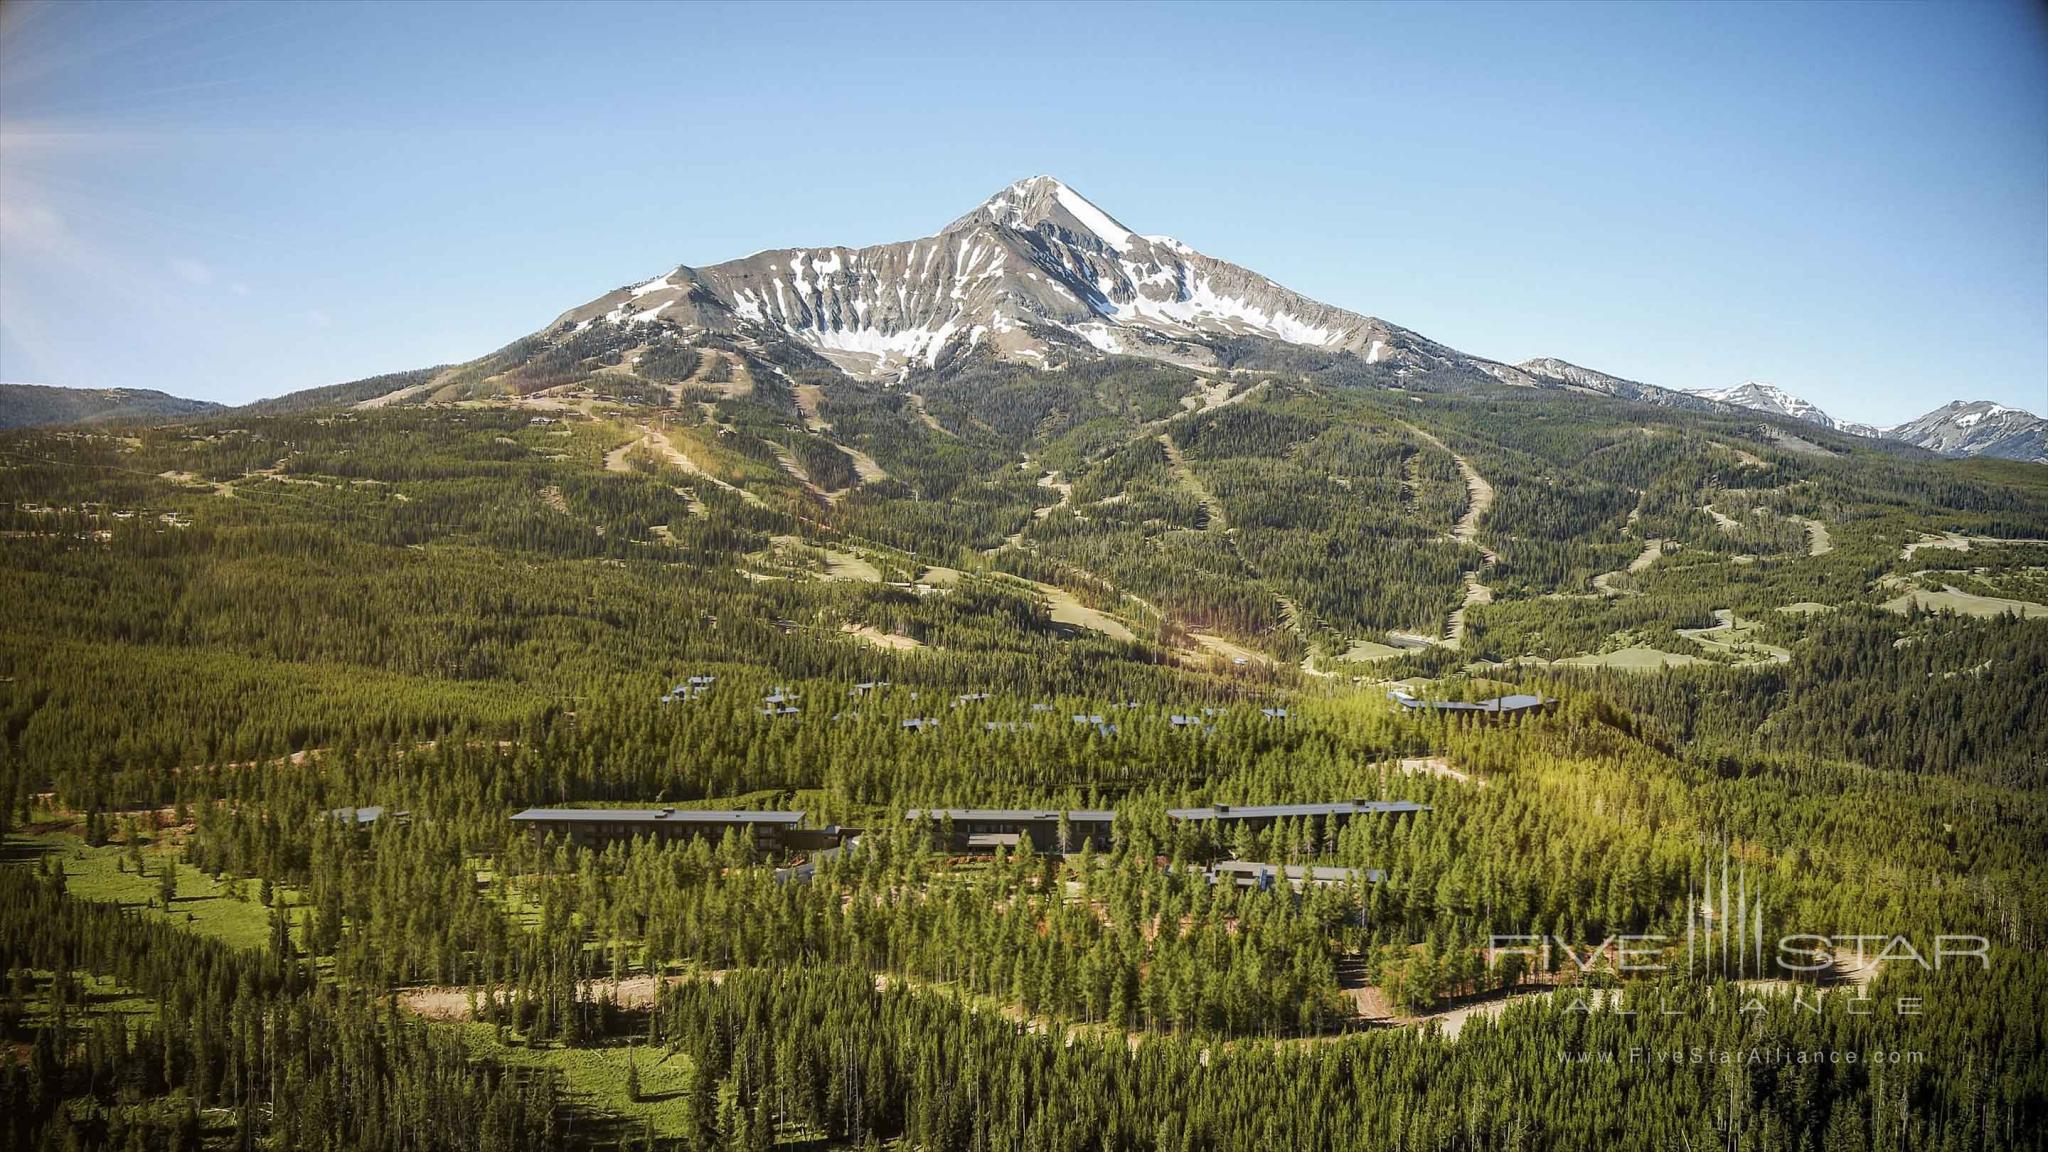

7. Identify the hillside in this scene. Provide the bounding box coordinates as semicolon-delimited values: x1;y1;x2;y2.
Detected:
5;184;2047;1152
295;176;2037;470
0;382;222;429
5;328;2047;1150
1685;382;2046;464
1886;399;2047;463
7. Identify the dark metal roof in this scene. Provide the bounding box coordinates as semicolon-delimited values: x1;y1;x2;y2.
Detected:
324;806;400;824
511;808;803;826
1204;856;1384;881
1391;691;1551;713
904;808;1117;824
1166;800;1431;821
1209;861;1387;884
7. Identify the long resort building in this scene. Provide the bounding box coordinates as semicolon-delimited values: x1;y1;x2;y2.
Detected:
1165;799;1431;833
510;807;811;852
1389;689;1553;717
904;808;1117;854
1205;861;1386;891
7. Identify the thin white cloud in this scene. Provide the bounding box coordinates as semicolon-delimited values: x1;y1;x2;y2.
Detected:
170;256;214;286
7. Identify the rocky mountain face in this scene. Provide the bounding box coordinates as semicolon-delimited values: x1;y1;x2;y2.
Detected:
1684;382;1880;438
551;176;1512;383
1514;358;1722;412
1884;401;2046;463
0;383;222;430
407;175;2041;464
1671;382;2043;463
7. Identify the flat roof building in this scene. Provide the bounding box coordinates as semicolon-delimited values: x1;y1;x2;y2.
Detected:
905;808;1116;855
1390;690;1552;716
1166;799;1430;832
1206;861;1385;891
324;805;409;827
511;807;805;851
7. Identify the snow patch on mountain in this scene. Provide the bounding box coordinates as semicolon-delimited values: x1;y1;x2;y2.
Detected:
1687;382;1842;427
550;175;1446;381
1885;401;2046;463
529;178;2044;465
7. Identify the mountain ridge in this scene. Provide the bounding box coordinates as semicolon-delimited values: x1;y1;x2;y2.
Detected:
0;383;223;430
145;175;2039;464
1676;381;2044;463
547;176;1523;385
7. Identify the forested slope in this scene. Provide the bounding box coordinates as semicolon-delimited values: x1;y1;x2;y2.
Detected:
2;337;2044;1148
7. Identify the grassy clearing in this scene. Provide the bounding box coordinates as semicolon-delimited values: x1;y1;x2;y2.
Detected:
12;970;160;1028
1882;585;2048;619
1188;632;1270;665
5;831;300;952
1676;612;1793;664
843;622;924;650
1041;583;1137;642
1778;602;1833;614
1552;646;1704;671
817;547;882;582
1794;516;1834;556
1337;639;1405;661
453;1024;700;1140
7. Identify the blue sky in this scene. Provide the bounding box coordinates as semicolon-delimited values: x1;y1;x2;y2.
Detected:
2;1;2043;423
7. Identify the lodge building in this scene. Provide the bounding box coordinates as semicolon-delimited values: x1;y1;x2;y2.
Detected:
904;808;1117;854
1165;799;1431;833
510;807;817;852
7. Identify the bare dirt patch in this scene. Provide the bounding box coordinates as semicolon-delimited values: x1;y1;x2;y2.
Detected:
1395;757;1480;786
400;974;690;1021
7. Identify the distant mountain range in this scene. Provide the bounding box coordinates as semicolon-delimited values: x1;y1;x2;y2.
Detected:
0;383;222;430
4;177;2039;461
1685;381;1881;437
539;176;2041;462
1682;382;2044;464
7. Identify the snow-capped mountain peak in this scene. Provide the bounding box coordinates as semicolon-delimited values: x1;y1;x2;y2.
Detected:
1683;382;2043;462
958;175;1137;253
1687;381;1840;427
519;179;2045;464
1514;357;1720;411
1885;400;2046;463
549;176;1467;380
